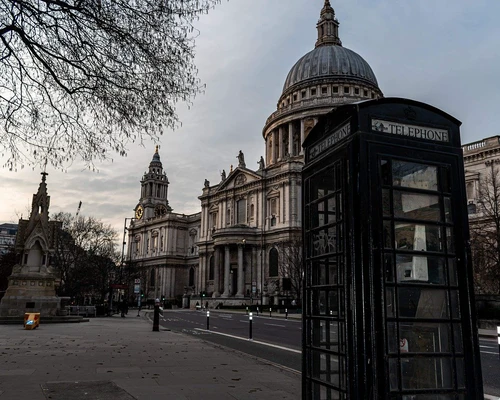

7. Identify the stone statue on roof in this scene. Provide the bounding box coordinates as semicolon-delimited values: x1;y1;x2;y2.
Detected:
258;156;265;170
237;150;246;168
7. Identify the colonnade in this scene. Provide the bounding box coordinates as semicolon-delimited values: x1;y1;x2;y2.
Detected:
266;117;318;165
209;243;261;299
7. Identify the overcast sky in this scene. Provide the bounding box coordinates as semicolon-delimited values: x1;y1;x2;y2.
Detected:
1;0;499;242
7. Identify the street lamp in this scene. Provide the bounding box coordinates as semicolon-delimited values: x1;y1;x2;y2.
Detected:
113;217;136;315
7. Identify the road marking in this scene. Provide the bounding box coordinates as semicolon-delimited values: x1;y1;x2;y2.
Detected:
480;344;495;349
480;350;499;356
484;395;500;400
264;323;286;327
194;328;301;354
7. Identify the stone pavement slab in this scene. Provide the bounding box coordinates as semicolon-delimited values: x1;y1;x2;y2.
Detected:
0;315;300;400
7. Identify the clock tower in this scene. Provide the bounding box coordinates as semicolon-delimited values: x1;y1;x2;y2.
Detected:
135;146;171;220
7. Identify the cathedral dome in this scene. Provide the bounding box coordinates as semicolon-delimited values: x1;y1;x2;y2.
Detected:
282;45;379;96
263;1;383;151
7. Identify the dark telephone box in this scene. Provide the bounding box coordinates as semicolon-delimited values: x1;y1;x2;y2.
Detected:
302;98;483;399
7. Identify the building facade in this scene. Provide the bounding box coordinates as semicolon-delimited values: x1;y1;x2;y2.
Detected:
462;135;500;295
0;223;18;255
126;147;200;305
126;1;383;306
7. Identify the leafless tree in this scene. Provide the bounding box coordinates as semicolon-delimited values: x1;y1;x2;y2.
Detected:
52;212;119;302
470;162;500;294
277;238;304;306
0;0;221;170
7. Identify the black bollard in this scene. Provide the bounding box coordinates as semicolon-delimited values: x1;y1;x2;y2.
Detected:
256;307;259;316
269;307;272;317
285;308;288;320
152;299;160;332
498;326;500;360
249;312;253;340
207;310;210;330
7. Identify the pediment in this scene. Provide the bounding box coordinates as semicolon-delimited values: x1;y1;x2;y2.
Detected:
215;168;262;192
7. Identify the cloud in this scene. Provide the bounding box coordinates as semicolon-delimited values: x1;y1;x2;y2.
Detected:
1;0;499;237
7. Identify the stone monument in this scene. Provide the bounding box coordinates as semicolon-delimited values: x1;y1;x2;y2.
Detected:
0;173;62;317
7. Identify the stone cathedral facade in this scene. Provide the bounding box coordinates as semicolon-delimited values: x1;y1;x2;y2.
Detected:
126;1;383;306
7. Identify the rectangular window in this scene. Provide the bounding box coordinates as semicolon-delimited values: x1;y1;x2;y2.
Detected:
210;212;217;230
237;199;247;224
364;90;368;97
302;90;307;99
332;86;339;93
311;88;317;96
343;86;349;94
322;87;328;95
354;88;360;95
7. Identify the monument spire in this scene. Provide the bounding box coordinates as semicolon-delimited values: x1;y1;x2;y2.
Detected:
315;0;342;48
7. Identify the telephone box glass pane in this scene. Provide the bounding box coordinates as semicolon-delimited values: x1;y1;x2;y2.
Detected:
392;161;438;190
394;223;442;252
379;156;465;396
393;191;441;221
400;357;454;389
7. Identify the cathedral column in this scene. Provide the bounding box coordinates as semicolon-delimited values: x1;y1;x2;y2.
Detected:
278;126;284;161
170;268;176;298
288;123;294;157
213;248;220;297
291;178;297;225
271;130;277;164
300;119;305;155
172;227;178;255
222;245;230;297
236;244;244;297
255;246;262;301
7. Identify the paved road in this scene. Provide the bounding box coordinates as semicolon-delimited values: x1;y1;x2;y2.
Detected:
159;309;500;397
480;336;500;397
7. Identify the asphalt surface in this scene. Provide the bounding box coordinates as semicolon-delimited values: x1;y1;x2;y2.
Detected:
159;309;500;399
0;311;301;400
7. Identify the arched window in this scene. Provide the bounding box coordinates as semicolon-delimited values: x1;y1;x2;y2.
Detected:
189;267;195;287
209;256;214;280
269;248;279;277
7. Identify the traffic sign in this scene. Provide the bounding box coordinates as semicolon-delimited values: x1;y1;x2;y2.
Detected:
111;284;128;289
134;279;141;284
134;284;140;294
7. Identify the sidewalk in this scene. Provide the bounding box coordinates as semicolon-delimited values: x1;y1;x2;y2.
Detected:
0;313;300;400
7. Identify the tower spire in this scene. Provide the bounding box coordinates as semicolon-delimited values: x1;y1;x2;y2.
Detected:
315;0;342;48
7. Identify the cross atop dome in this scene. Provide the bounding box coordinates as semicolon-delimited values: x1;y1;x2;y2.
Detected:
316;0;342;48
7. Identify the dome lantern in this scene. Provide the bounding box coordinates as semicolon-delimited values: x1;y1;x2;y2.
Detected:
316;0;342;48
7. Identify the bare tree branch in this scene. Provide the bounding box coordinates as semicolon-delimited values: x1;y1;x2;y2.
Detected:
0;0;221;170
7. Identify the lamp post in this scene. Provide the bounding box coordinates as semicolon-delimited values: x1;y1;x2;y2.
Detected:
118;217;136;313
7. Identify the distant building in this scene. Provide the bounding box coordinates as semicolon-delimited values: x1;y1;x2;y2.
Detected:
0;223;18;255
126;1;383;305
126;147;200;304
